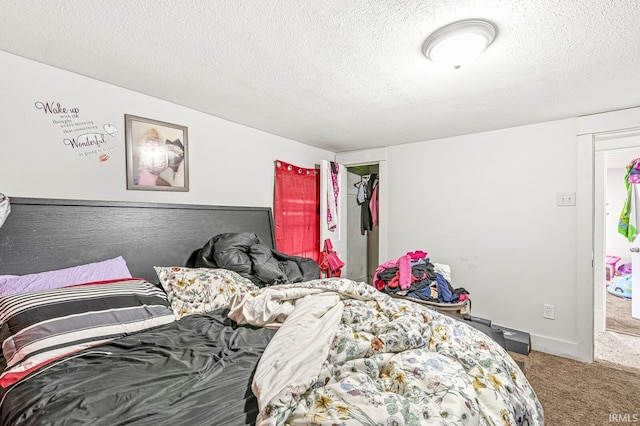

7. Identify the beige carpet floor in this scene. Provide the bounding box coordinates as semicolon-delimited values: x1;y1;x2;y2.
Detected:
510;350;640;426
595;329;640;370
598;291;640;370
606;291;639;337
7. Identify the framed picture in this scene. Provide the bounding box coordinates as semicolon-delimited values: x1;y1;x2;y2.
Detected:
125;114;189;191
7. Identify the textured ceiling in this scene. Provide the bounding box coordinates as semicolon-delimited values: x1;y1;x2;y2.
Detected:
2;0;640;152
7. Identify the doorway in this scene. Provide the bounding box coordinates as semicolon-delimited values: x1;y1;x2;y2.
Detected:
346;165;379;283
594;137;640;370
334;149;388;283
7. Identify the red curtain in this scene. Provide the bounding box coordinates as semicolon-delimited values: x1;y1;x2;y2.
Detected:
274;160;320;262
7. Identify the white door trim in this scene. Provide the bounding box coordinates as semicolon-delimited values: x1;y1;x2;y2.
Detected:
576;106;640;362
336;148;388;265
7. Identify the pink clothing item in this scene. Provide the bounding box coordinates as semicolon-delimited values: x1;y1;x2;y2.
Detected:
369;181;379;226
387;275;400;289
377;259;398;270
406;250;428;261
373;259;398;290
372;255;412;291
137;169;159;186
398;255;412;290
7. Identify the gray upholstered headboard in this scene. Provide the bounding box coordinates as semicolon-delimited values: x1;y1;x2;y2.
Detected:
0;198;275;283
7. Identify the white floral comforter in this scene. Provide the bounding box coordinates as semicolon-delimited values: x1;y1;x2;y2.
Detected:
228;278;543;425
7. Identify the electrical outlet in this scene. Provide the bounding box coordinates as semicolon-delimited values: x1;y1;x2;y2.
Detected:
543;304;555;320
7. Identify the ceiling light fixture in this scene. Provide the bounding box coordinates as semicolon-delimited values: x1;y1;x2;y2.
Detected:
423;19;497;69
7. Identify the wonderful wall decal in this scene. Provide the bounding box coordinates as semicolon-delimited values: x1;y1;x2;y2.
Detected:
34;100;118;162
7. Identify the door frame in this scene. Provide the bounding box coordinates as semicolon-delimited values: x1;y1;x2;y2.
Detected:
576;107;640;362
336;148;388;265
593;134;640;333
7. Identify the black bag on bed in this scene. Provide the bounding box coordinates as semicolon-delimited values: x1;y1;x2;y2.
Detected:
191;232;320;286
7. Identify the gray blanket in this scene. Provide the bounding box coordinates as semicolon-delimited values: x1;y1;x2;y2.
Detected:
0;309;276;426
193;232;320;286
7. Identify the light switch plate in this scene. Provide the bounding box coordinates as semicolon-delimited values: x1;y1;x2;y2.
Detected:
556;192;576;206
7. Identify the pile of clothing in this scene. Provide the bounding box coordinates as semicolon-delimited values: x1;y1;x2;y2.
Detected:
372;250;469;303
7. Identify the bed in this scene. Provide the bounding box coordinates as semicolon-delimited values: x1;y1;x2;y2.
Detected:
0;197;543;425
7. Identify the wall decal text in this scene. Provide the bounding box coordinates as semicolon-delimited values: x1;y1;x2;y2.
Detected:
34;100;118;161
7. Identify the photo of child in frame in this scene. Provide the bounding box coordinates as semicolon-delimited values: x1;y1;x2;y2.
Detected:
125;115;189;191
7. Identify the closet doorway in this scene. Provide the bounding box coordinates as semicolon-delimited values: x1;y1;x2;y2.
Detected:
346;165;379;283
334;149;388;284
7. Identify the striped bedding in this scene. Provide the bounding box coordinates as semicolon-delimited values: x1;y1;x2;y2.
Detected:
0;278;175;387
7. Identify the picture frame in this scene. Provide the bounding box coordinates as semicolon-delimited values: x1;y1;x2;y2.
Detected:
124;114;189;191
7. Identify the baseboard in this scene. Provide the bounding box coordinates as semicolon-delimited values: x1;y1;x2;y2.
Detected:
529;333;587;362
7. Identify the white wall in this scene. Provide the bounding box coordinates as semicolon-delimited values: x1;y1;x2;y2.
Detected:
0;51;333;206
383;119;580;357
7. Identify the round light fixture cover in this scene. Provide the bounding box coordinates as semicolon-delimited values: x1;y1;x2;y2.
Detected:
423;19;497;69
